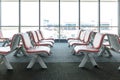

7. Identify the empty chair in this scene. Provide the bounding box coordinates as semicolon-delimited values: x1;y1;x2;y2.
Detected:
107;34;120;51
39;30;54;40
28;31;53;47
19;33;51;69
68;29;84;43
68;30;86;47
74;32;105;68
107;34;120;70
0;30;12;46
69;30;93;47
36;30;54;44
67;29;82;41
0;34;20;70
98;35;112;57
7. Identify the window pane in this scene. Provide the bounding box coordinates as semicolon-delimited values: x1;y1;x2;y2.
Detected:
21;27;39;33
1;27;18;38
41;2;59;26
60;27;79;39
100;2;118;34
60;1;78;39
21;2;39;26
1;2;19;26
40;27;59;39
80;2;98;31
60;2;78;26
41;1;59;39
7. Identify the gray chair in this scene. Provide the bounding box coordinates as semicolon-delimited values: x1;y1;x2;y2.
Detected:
107;34;120;70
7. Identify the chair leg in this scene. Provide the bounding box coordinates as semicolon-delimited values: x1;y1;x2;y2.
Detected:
13;48;21;56
105;47;112;57
37;55;47;69
79;53;89;67
71;48;75;55
20;46;28;56
98;47;105;57
88;54;98;66
3;56;13;70
118;66;120;71
14;46;27;56
27;55;37;69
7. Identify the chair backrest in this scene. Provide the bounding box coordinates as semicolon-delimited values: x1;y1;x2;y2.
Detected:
30;31;39;43
79;30;86;41
20;33;33;49
107;34;120;52
76;29;82;39
83;30;93;43
35;30;43;41
10;34;21;51
39;30;44;39
89;31;97;46
92;33;105;49
0;30;3;38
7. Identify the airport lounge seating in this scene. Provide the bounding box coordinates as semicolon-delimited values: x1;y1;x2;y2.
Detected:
19;32;51;69
74;32;105;68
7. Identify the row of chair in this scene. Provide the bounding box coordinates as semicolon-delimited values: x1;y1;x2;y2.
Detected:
67;29;104;67
67;29;120;70
0;30;55;70
1;29;120;70
68;29;93;47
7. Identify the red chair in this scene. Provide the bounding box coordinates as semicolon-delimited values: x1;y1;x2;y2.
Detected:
69;30;93;47
0;34;21;70
0;30;12;46
38;30;55;44
19;33;51;69
68;29;84;44
28;31;53;47
68;30;86;47
67;29;83;41
74;32;105;68
98;36;112;57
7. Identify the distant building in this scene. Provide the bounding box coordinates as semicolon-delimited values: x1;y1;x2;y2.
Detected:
100;23;110;30
100;24;109;26
65;24;76;27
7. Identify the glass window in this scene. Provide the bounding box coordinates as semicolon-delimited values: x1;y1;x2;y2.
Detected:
41;2;59;26
60;1;79;39
1;27;18;38
41;27;59;39
100;1;118;34
21;27;38;32
41;1;59;39
60;27;79;39
1;2;19;26
60;2;78;27
21;1;39;26
80;1;98;31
